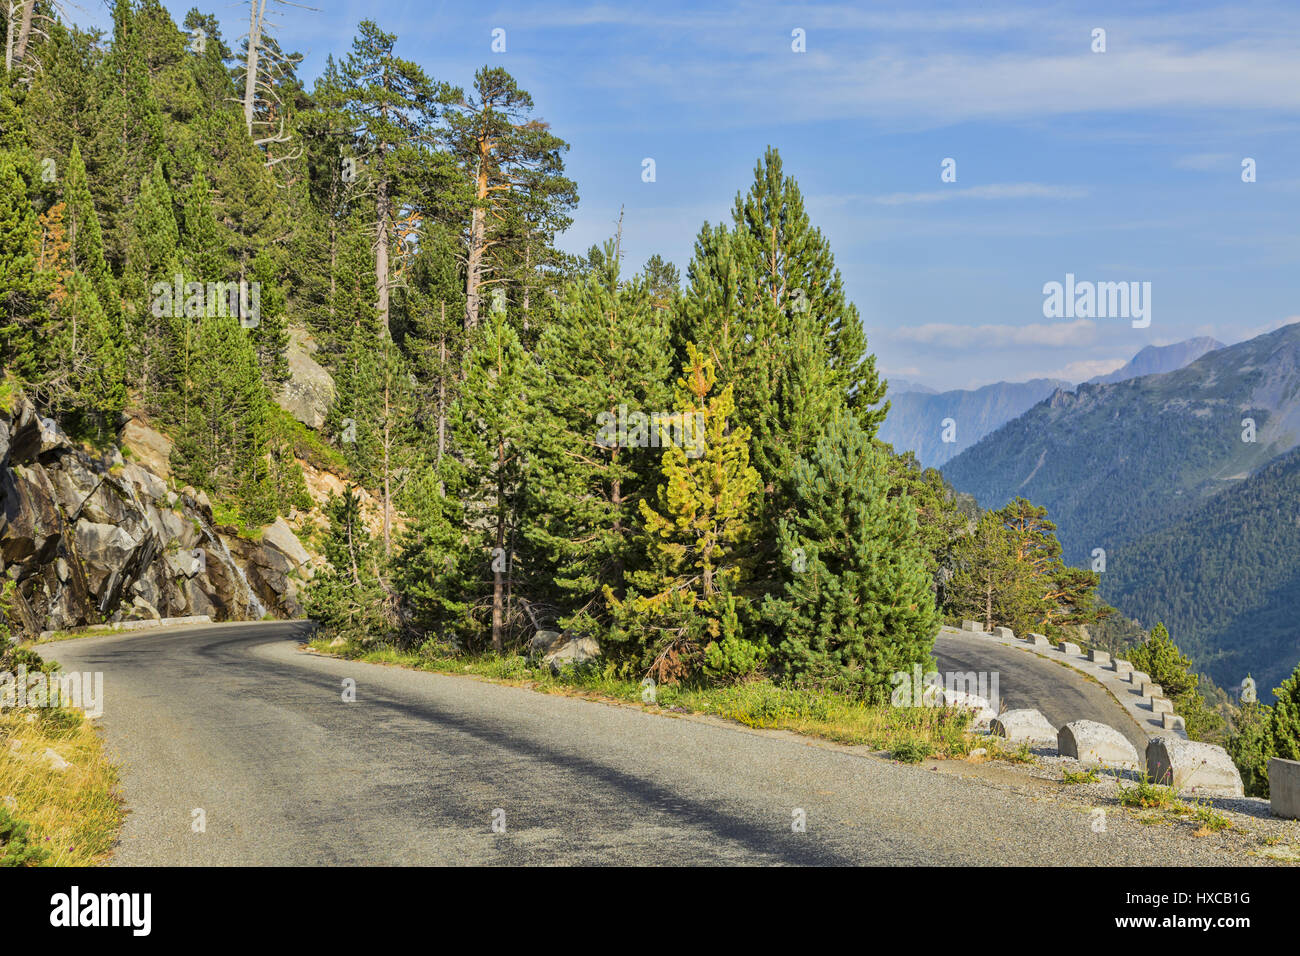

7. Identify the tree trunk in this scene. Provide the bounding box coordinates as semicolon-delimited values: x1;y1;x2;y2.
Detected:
8;1;35;71
465;203;485;336
436;303;447;467
382;372;391;555
376;173;390;337
491;438;507;654
242;0;267;136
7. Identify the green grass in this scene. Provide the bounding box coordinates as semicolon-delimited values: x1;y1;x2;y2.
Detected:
1117;775;1180;809
312;638;987;759
1063;768;1100;785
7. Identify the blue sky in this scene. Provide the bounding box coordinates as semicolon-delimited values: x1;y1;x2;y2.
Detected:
73;0;1300;390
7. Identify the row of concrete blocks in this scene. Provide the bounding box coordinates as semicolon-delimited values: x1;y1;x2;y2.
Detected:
960;621;1185;732
980;707;1300;819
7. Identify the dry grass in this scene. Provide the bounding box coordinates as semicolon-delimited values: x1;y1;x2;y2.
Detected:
0;708;124;866
312;638;985;759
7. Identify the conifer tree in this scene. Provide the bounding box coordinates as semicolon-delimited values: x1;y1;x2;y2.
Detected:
454;310;530;652
247;247;289;385
762;411;939;697
170;310;275;524
444;67;576;337
1128;622;1223;740
606;345;761;682
335;19;449;338
123;158;180;411
305;488;390;644
675;149;887;597
526;242;673;632
1269;663;1300;762
0;149;49;381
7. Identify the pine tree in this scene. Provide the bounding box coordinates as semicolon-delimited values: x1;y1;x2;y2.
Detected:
454;310;531;652
606;344;761;682
305;488;390;644
247;247;288;385
393;462;473;645
444;66;577;338
1125;623;1223;740
179;172;232;282
944;509;1035;633
675;148;886;596
762;411;939;698
526;242;673;632
0;149;49;381
335;19;449;337
1270;663;1300;763
123;158;180;411
93;0;166;269
170;310;275;525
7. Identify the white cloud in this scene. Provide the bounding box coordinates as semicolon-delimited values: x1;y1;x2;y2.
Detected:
1175;152;1237;172
1015;358;1128;383
889;319;1097;349
871;183;1088;206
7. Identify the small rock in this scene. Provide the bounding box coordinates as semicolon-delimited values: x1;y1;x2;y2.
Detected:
43;748;71;772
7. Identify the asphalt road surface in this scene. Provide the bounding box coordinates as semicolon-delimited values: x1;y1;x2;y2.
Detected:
933;629;1149;756
45;622;1228;866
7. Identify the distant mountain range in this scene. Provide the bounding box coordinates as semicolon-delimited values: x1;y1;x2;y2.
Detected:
1085;337;1223;384
880;337;1223;469
879;379;1069;468
940;323;1300;697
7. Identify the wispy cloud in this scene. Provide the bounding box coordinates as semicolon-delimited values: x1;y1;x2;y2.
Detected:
889;319;1097;349
871;183;1088;205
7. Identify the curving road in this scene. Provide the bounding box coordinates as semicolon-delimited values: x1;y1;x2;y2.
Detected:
933;628;1149;756
43;622;1232;866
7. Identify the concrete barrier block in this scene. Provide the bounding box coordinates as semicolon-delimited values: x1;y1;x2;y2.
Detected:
1140;682;1164;699
1129;670;1150;686
1150;697;1174;715
1089;649;1111;666
1161;713;1186;732
992;626;1015;640
990;708;1057;746
1057;719;1140;770
961;620;982;632
1058;641;1081;656
1269;758;1300;820
1113;659;1133;678
1145;737;1244;797
1026;633;1049;647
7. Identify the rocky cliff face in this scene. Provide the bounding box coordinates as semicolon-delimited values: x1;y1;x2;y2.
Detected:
0;394;309;637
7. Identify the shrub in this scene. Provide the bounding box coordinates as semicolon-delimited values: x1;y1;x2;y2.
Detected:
0;805;48;867
1226;698;1273;798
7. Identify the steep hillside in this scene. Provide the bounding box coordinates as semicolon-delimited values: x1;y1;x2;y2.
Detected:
942;322;1300;564
1086;336;1223;385
0;393;313;636
1101;445;1300;699
877;378;1070;468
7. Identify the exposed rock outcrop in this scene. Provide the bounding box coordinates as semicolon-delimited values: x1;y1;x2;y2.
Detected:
277;328;336;430
0;395;309;638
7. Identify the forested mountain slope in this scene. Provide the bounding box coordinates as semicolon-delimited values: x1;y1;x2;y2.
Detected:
942;322;1300;564
1101;445;1300;698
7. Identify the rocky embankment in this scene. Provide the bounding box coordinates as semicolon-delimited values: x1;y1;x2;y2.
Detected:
0;394;311;637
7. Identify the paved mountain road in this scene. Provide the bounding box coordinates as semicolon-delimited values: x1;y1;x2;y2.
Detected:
45;623;1237;866
932;629;1149;756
